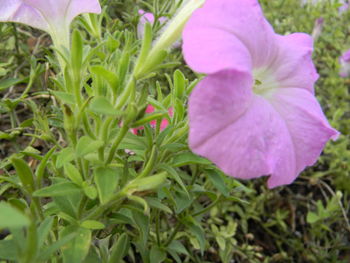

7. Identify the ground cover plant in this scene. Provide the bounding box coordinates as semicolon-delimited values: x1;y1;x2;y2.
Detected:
0;0;349;262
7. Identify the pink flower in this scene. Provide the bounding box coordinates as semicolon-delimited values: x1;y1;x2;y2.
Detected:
137;9;181;48
340;49;350;78
137;10;167;39
311;18;324;40
0;0;101;48
183;0;339;188
131;105;173;135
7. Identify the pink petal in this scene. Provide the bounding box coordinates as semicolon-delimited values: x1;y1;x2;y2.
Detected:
182;0;277;74
189;71;297;187
0;1;48;31
0;0;101;32
268;88;339;179
269;33;319;93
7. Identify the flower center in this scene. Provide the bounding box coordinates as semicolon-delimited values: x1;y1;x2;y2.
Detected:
252;67;279;96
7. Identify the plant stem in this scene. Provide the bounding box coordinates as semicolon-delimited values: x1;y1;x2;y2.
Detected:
105;125;130;165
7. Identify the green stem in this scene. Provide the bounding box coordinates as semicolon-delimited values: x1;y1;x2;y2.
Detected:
192;195;222;217
137;145;157;179
115;77;136;110
164;221;182;247
105;125;130;165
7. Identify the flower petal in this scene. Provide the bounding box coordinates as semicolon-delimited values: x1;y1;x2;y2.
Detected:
268;88;339;178
0;0;101;32
269;33;319;93
189;70;297;187
182;0;277;74
23;0;101;25
0;1;48;31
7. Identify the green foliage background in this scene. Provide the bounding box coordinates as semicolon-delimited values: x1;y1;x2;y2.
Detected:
0;0;349;262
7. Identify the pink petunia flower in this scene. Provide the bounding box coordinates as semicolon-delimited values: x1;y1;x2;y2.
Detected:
137;9;182;48
182;0;339;188
311;18;324;40
137;10;167;39
131;105;173;135
339;49;350;78
0;0;101;48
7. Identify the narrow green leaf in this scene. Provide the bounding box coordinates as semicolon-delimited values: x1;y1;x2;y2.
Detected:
81;220;105;230
108;233;129;263
90;65;119;91
33;182;81;197
82;183;98;200
61;226;91;263
172;152;211;167
94;167;120;204
168;240;189;256
206;170;230;197
71;30;83;74
173;69;186;99
64;163;83;185
0;77;27;91
0;202;30;229
89;97;121;116
11;157;35;193
37;217;54;249
35;146;57;185
56;147;75;168
150;246;166;263
38;233;76;262
51;90;76;105
76;136;104;157
125;172;167;194
0;240;18;260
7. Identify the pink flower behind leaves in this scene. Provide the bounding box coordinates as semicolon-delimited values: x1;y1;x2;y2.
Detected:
137;9;181;48
131;105;173;135
340;49;350;78
183;0;339;188
137;10;167;39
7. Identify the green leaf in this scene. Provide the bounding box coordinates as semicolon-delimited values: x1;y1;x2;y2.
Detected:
131;210;149;250
206;170;230;197
61;226;91;263
307;212;319;224
36;146;57;184
168;240;189;256
56;147;75;168
33;181;81;197
51;91;76;105
0;240;18;260
108;233;129;263
82;183;98;200
64;163;83;185
81;220;105;230
11;157;35;193
90;65;119;91
94;167;120;204
171;152;211;167
76;136;104;157
150;246;166;263
173;69;186;99
38;233;77;262
186;220;206;254
158;164;189;197
89;97;121;116
125;172;167;194
71;30;84;74
0;202;30;229
0;77;27;91
37;217;54;249
145;197;172;214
